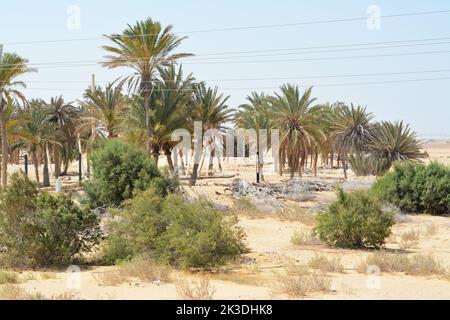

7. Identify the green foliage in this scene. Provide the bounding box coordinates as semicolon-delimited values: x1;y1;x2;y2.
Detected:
103;188;247;269
84;139;178;207
372;161;450;215
349;153;388;176
0;172;100;267
315;189;394;249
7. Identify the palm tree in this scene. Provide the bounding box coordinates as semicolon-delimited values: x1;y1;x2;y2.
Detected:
102;18;193;154
235;92;274;180
80;82;128;139
269;85;323;178
44;96;79;177
189;84;232;185
19;100;56;186
150;65;195;168
0;51;35;187
370;120;426;171
332;104;375;179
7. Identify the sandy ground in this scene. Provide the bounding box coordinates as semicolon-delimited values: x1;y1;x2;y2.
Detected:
2;140;450;300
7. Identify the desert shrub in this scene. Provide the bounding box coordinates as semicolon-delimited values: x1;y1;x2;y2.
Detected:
272;265;330;297
94;255;171;286
372;161;450;215
103;188;248;269
0;270;18;284
176;278;216;300
349;153;388;176
84;139;178;208
308;255;344;273
315;189;394;249
0;172;100;267
290;230;321;246
358;251;447;276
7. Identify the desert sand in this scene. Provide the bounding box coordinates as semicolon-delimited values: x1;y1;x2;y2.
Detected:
2;139;450;300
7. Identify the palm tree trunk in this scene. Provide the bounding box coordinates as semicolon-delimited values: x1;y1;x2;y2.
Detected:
290;153;296;179
0;110;8;188
43;144;50;187
164;147;174;172
313;151;319;177
53;144;61;178
31;147;40;185
342;152;348;180
189;163;199;186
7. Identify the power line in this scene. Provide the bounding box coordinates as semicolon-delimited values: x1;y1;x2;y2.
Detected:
3;9;450;46
20;76;450;92
5;68;450;84
1;49;450;71
2;36;450;69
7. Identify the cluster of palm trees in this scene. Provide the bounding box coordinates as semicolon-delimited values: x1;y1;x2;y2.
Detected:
0;18;426;189
235;88;426;180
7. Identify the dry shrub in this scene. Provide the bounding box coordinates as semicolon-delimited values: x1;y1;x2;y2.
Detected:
0;285;30;300
308;255;344;273
399;229;420;249
291;230;321;246
358;251;447;276
95;256;171;286
0;270;18;284
272;265;330;297
176;278;216;300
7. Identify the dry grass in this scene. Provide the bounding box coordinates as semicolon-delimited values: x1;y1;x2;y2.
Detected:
0;285;78;300
399;229;420;249
272;265;330;297
208;271;265;287
0;270;18;284
176;278;216;300
424;223;438;237
39;272;57;280
95;256;171;286
358;251;448;276
291;230;321;246
308;255;344;273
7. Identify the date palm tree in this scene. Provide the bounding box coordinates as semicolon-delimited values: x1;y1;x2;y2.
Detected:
19;100;56;187
0;51;35;187
332;104;375;179
235;92;274;180
269;84;324;178
102;18;193;154
150;65;195;168
370;120;426;170
189;84;232;185
79;82;128;139
44;96;79;177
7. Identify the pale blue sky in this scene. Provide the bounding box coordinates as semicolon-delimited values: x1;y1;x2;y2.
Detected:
1;0;449;137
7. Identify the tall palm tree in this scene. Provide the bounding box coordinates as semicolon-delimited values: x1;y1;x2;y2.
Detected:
235;92;274;180
80;82;128;139
19;100;56;186
189;84;232;185
150;65;195;168
269;84;323;178
44;96;79;177
332;104;375;179
0;51;35;187
102;18;193;154
370;120;426;170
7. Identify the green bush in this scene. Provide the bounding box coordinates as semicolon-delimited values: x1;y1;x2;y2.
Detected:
103;188;247;269
0;172;100;267
84;139;178;207
372;161;450;215
315;189;394;249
